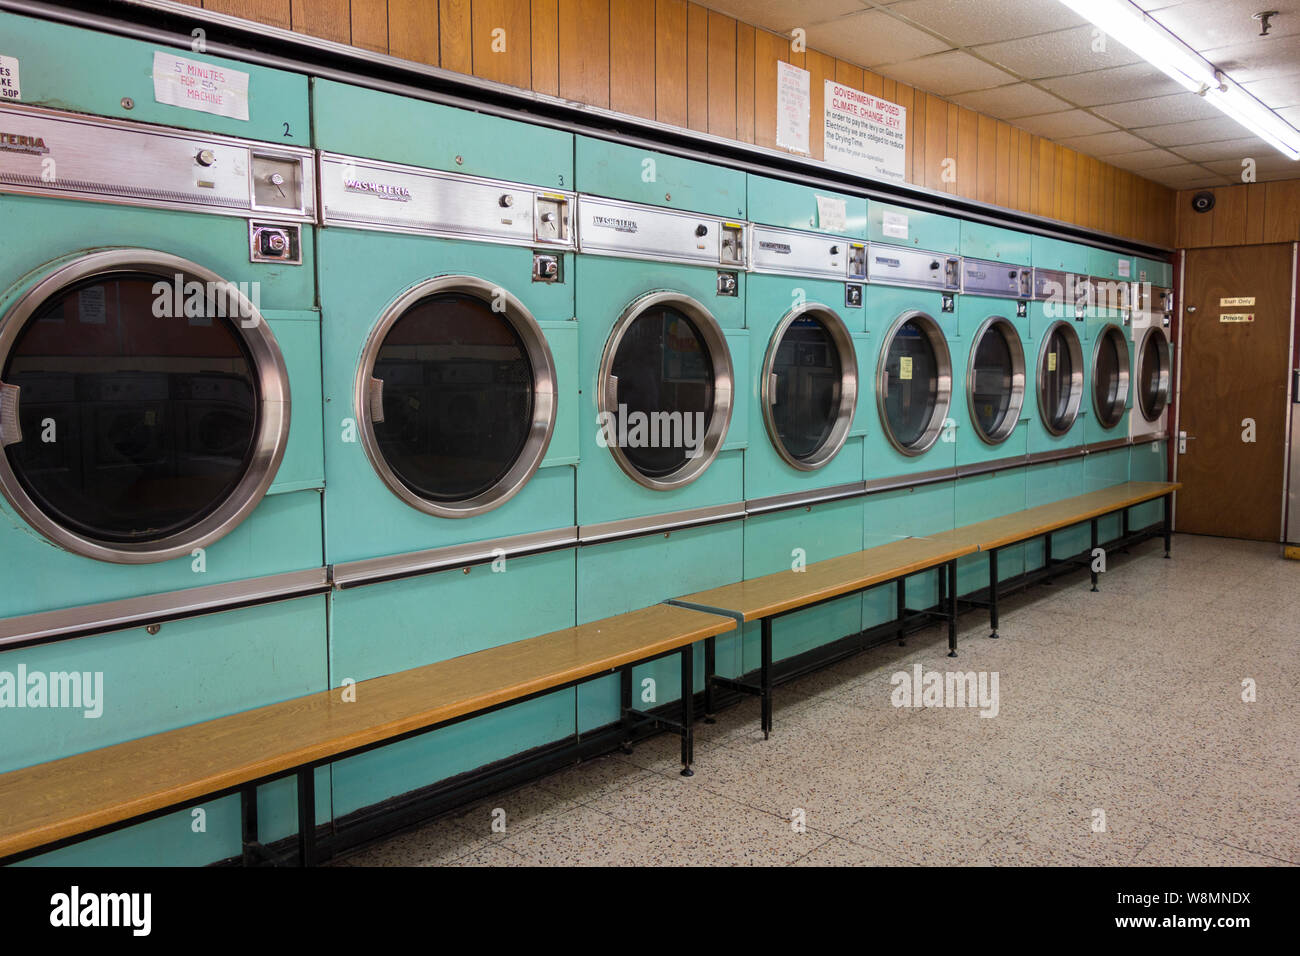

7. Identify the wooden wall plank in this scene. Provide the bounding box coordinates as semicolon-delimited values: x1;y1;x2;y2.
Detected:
944;101;958;195
559;0;610;108
290;1;349;43
1262;181;1300;243
1211;185;1247;247
995;121;1011;208
861;70;883;98
976;114;996;205
611;0;656;119
473;0;532;88
440;0;473;74
805;50;835;161
753;29;789;151
204;0;291;31
655;0;688;129
735;22;756;144
388;0;439;64
707;10;738;140
910;90;927;186
956;107;978;201
1244;183;1267;244
891;82;914;185
686;3;709;133
834;59;864;93
1016;128;1032;212
349;0;387;52
1057;148;1076;224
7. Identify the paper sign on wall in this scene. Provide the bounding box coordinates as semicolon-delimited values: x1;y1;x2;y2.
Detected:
776;61;810;155
823;80;907;183
882;211;909;240
1117;259;1131;278
816;195;847;232
153;51;250;121
0;55;19;102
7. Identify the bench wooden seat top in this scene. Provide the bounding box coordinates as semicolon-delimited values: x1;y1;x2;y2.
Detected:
673;534;979;623
0;603;735;860
932;480;1181;554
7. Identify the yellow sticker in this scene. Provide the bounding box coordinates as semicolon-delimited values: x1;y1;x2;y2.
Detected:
1220;313;1255;323
1220;296;1255;307
1047;352;1057;372
899;356;913;380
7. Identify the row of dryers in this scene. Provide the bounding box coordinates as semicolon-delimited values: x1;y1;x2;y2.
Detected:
0;12;1172;863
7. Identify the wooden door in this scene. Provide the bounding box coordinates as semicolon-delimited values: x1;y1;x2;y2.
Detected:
1177;243;1296;540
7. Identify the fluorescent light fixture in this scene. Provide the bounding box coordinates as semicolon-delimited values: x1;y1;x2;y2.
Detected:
1058;0;1300;160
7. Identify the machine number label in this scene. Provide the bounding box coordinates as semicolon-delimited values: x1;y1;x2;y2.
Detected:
1219;313;1254;323
1220;296;1255;307
152;51;250;121
0;55;19;102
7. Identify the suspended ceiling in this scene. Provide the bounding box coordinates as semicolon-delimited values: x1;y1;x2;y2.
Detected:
702;0;1300;188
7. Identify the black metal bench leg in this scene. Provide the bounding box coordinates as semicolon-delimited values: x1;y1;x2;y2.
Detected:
241;786;259;867
1090;518;1100;592
297;767;316;867
896;575;907;646
680;645;695;777
619;666;634;754
1043;532;1054;585
946;561;958;658
1163;492;1173;558
988;548;999;640
703;635;716;724
760;617;773;740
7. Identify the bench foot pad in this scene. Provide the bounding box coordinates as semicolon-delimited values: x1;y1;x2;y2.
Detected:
680;768;694;777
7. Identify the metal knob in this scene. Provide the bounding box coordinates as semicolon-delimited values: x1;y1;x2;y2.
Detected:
695;224;708;237
269;173;285;186
500;194;514;208
196;149;216;167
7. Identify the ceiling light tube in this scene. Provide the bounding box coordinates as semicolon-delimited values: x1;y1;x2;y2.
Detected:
1208;79;1300;160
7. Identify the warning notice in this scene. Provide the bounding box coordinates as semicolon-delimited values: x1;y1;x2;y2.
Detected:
152;51;249;121
824;80;906;183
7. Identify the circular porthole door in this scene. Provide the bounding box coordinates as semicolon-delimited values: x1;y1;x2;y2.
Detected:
0;249;289;564
356;276;557;518
1091;323;1131;429
761;304;857;470
1036;321;1084;436
876;311;952;456
967;316;1026;446
598;291;733;491
1136;326;1171;422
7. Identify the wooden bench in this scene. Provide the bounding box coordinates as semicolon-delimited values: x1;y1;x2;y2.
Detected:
669;481;1179;739
946;480;1181;640
670;535;979;739
0;603;735;866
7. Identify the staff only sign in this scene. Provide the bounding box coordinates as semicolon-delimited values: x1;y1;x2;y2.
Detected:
824;80;906;183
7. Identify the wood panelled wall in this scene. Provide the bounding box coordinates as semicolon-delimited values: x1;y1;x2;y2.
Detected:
183;0;1176;247
1175;181;1300;249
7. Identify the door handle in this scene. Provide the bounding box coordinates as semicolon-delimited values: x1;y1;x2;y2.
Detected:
0;383;21;447
1185;305;1197;313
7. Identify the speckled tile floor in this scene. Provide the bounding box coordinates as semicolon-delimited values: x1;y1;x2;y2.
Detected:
331;534;1299;867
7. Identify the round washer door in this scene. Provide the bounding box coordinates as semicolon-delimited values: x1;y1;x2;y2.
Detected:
1091;323;1131;429
1036;320;1084;436
966;316;1026;446
1136;326;1171;422
0;249;289;564
356;276;557;518
876;311;952;456
598;291;733;491
761;304;857;470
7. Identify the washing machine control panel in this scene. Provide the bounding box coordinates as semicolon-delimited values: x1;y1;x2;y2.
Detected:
0;103;315;221
750;225;864;280
866;243;961;292
576;195;747;269
961;257;1032;299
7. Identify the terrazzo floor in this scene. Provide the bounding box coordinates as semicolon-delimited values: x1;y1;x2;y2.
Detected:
331;534;1298;867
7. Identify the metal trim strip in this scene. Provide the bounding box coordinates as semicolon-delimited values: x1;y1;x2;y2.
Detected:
744;482;867;516
0;568;330;650
863;467;957;495
332;527;578;589
954;455;1031;479
1025;447;1086;466
578;503;746;544
1085;437;1133;454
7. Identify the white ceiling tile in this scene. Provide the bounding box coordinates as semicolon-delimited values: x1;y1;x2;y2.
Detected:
1099;147;1189;170
973;25;1144;80
1143;163;1230;185
948;82;1073;118
1135;115;1258;145
1200;33;1300;83
1280;105;1300;124
1240;75;1300;108
887;0;1087;47
1148;0;1300;51
696;0;868;34
1172;136;1275;161
877;49;1016;94
1013;109;1116;139
1055;129;1152;154
1037;62;1187;105
1203;155;1300;176
803;9;951;67
1094;92;1223;128
1251;165;1300;181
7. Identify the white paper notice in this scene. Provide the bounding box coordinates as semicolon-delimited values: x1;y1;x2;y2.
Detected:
153;51;250;121
823;80;906;183
1117;259;1131;278
776;60;810;155
0;55;20;102
816;195;847;233
882;211;909;240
